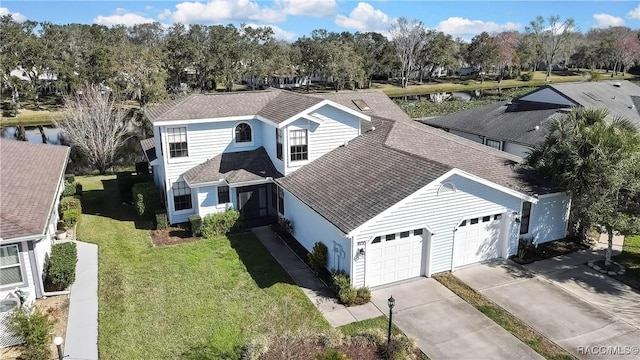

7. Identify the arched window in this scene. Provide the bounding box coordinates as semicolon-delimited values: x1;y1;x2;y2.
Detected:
437;182;457;196
235;123;252;143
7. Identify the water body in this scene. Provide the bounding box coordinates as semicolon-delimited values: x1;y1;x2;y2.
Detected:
390;89;502;103
0;125;64;145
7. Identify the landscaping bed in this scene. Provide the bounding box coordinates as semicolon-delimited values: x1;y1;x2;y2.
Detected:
510;237;589;265
150;223;199;247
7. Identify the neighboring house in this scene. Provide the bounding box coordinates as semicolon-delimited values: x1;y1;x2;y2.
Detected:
423;80;640;157
0;140;69;304
144;88;570;288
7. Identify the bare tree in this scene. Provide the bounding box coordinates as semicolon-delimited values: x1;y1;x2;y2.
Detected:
526;15;576;81
55;83;131;174
390;18;425;88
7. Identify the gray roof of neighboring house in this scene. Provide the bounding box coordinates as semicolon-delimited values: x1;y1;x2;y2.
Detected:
277;117;549;234
140;138;157;162
0;139;70;240
183;147;282;185
422;102;562;146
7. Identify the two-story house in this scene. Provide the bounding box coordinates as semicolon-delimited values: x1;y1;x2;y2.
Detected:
144;89;571;288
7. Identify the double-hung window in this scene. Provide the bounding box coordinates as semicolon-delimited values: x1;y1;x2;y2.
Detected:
217;186;230;204
276;128;283;160
0;244;23;287
167;127;188;158
520;201;532;234
289;129;308;161
172;181;192;211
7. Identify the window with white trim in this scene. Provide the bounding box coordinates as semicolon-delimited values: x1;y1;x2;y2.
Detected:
235;123;252;143
167;127;188;158
0;244;23;287
520;201;532;234
218;186;230;204
276;128;283;160
172;181;192;211
289;129;308;161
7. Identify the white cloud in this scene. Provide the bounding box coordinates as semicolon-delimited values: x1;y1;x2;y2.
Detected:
0;7;27;22
144;5;155;11
627;5;640;20
278;0;337;17
158;9;172;20
168;0;286;24
335;2;390;32
593;13;625;28
93;12;156;27
436;17;521;37
245;23;296;41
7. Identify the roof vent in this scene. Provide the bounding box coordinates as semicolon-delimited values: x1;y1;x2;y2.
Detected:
371;126;376;131
534;125;540;131
613;82;621;87
343;140;349;147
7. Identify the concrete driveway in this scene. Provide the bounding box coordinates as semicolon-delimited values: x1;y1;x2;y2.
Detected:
371;278;543;360
455;255;640;360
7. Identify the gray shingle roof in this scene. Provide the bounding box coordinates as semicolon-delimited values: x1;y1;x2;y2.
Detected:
423;102;562;146
140;138;157;162
183;147;282;185
310;90;412;123
1;139;69;240
257;91;324;123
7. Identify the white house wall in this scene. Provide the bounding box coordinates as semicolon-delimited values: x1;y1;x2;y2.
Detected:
260;122;284;174
523;193;570;244
352;173;523;286
503;142;532;158
283;189;351;275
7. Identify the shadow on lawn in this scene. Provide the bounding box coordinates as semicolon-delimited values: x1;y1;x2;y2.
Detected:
81;178;154;230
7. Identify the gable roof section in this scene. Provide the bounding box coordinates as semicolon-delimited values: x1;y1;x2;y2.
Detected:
310;90;413;123
0;139;69;240
423;102;562;146
517;86;578;106
256;91;324;124
183;147;282;186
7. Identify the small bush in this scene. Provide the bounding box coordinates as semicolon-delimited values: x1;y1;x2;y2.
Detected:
273;217;293;235
331;272;371;306
315;349;351;360
202;209;241;238
62;208;81;227
379;334;418;360
8;306;52;360
338;287;358;306
62;182;77;197
331;272;351;294
132;181;160;218
308;242;328;273
355;287;371;305
520;72;533;81
60;196;82;213
75;182;83;196
155;209;168;230
189;215;203;237
64;174;75;183
46;242;78;290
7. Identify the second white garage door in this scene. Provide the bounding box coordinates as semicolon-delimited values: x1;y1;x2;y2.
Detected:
366;229;425;287
453;213;503;268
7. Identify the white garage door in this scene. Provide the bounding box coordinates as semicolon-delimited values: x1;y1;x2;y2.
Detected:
453;213;503;268
366;229;425;287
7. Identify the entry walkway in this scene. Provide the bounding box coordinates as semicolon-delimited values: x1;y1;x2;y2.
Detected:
64;241;99;360
251;226;383;327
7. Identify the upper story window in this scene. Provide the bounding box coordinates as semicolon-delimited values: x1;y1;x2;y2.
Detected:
167;127;188;158
276;128;283;160
485;138;502;151
290;129;308;161
172;181;192;211
520;201;532;235
1;244;24;287
217;186;230;204
235;123;252;143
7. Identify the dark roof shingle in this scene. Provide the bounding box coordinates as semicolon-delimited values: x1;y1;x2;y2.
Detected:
184;147;282;185
257;91;324;123
1;139;69;240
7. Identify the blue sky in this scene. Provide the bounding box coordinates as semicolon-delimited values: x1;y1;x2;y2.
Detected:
2;1;639;41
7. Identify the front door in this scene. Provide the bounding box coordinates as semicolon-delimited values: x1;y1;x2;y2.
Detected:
237;185;267;220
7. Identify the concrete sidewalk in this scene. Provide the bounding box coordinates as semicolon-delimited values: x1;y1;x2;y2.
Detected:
64;241;99;360
252;226;383;327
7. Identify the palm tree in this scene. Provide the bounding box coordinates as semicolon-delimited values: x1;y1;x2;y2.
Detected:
527;108;640;268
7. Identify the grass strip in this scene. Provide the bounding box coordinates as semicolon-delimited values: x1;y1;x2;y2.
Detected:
433;273;575;360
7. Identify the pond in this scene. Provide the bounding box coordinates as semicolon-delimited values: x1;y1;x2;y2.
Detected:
0;125;64;145
389;89;504;103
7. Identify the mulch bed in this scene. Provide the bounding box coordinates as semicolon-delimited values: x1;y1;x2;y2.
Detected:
511;237;590;265
150;225;200;246
262;343;380;360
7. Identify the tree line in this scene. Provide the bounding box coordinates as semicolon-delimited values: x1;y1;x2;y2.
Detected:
1;14;639;109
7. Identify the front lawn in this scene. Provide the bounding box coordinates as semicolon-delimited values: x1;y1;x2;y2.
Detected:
76;175;329;359
613;235;640;290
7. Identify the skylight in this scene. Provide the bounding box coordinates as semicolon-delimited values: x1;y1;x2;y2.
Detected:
352;99;371;111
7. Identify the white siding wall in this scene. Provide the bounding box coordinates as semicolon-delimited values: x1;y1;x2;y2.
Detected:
524;193;570;244
261;123;285;174
450;130;483;144
518;88;575;106
503;142;532;158
283;190;351;275
196;185;235;218
352;174;523;286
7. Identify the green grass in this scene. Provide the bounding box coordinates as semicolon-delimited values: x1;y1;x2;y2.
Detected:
433;273;574;360
613;235;640;290
0;108;67;126
339;316;402;337
76;175;329;360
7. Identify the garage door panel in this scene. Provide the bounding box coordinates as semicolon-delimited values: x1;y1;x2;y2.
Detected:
367;234;425;287
453;215;502;268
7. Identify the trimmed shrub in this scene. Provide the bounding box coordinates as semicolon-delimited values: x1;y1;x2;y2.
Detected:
155;209;168;230
117;171;153;203
189;215;202;237
315;349;351;360
132;181;160;218
62;182;77;197
308;242;328;273
8;306;52;360
338;287;358;306
355;287;371;305
62;208;81;227
75;182;83;196
46;242;78;291
331;272;351;294
135;161;150;175
64;174;75;183
331;272;371;306
520;72;533;81
60;196;82;213
273;217;293;235
202;209;241;238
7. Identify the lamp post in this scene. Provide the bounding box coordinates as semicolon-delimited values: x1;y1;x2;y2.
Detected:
53;336;64;360
387;295;395;346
